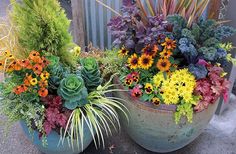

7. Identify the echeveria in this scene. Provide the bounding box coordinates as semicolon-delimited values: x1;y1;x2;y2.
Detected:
57;74;88;110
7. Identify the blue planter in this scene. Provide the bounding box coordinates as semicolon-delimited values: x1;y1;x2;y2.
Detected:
20;121;93;154
114;80;219;153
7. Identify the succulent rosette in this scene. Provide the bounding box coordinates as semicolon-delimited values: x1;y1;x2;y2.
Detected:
57;74;88;110
80;57;102;91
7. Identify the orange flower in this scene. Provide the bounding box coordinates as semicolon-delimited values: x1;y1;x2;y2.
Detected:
29;51;42;63
13;84;28;95
19;59;32;69
40;57;50;68
160;49;173;58
161;38;176;50
8;60;22;71
24;74;33;86
38;88;48;97
33;64;43;75
142;45;158;57
156;58;171;72
39;79;48;88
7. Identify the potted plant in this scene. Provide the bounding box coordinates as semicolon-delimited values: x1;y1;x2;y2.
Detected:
106;0;236;152
0;0;127;154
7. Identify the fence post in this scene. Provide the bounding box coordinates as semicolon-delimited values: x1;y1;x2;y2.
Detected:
71;0;85;48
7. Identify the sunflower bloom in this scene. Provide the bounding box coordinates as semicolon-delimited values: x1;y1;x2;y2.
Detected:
138;54;153;70
39;79;48;88
30;78;38;86
128;54;139;69
118;48;129;57
29;51;42;63
161;38;176;50
156;58;171;72
142;45;158;57
160;49;173;58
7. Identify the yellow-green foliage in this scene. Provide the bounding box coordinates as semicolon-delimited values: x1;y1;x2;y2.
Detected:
10;0;76;66
0;18;26;59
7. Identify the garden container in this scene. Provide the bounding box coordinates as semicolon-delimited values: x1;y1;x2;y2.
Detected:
20;121;93;154
114;78;219;153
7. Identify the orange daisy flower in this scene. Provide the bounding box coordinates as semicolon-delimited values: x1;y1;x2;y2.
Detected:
39;79;48;88
128;54;139;69
138;54;154;70
40;57;50;68
160;49;173;58
9;60;22;71
33;64;43;75
29;51;42;63
13;84;28;95
156;58;171;72
38;88;48;97
24;74;33;86
161;38;176;50
142;45;158;57
19;59;32;69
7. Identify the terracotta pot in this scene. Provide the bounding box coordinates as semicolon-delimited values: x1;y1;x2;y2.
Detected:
113;78;218;153
20;121;93;154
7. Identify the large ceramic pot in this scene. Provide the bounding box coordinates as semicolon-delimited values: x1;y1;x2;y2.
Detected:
114;78;218;153
20;121;93;154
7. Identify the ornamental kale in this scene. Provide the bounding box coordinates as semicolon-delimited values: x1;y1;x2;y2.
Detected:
168;14;236;66
57;74;88;110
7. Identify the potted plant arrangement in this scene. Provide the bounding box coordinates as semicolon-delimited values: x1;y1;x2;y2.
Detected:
106;0;236;152
0;0;127;154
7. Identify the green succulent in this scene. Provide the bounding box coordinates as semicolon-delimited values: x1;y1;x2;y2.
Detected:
80;58;102;91
57;74;88;110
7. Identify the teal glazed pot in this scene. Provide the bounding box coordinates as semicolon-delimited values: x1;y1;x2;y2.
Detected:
20;121;93;154
114;78;219;153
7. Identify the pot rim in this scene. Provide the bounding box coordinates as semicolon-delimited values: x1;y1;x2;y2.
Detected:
114;76;218;114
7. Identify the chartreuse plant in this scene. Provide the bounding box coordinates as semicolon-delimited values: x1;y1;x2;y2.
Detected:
80;57;102;92
57;74;88;110
10;0;76;66
61;75;129;150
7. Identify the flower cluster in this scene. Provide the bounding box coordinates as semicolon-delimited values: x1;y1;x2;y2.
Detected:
0;50;50;97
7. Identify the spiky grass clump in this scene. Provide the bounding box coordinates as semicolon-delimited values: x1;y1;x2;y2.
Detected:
61;75;129;151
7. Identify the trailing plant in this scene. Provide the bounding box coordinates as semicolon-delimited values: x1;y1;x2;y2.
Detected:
10;0;76;67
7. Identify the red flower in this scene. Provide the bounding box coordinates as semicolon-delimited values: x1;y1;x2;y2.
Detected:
19;59;32;69
131;86;142;97
38;88;48;97
125;74;133;86
130;72;139;83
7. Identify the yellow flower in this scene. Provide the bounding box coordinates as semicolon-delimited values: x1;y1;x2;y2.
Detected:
118;47;129;57
161;38;176;50
40;71;50;80
151;97;160;106
153;72;166;87
138;54;153;69
128;53;139;69
144;83;153;94
160;49;173;58
30;78;38;86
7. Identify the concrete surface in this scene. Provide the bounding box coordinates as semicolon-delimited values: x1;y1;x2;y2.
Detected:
1;0;236;154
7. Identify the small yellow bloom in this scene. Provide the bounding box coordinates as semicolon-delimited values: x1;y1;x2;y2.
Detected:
40;71;50;80
118;48;129;57
145;83;153;94
128;54;139;69
138;54;154;70
30;78;38;86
